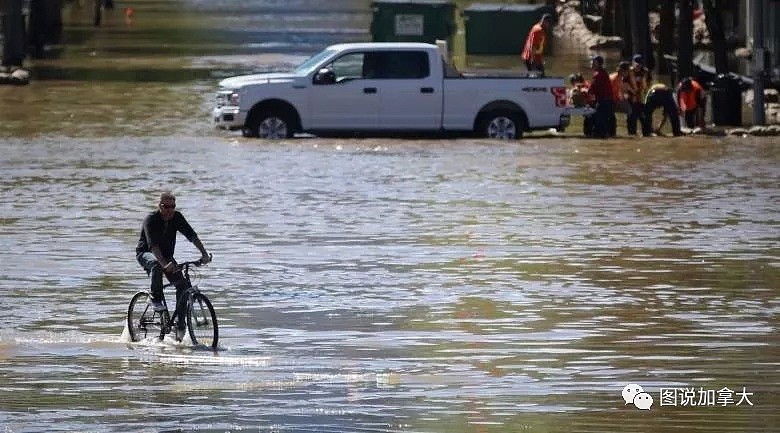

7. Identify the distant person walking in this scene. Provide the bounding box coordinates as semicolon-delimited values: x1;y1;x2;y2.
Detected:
522;14;553;76
586;55;614;138
677;77;707;129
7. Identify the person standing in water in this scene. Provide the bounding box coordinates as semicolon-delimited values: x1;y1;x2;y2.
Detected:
521;14;554;76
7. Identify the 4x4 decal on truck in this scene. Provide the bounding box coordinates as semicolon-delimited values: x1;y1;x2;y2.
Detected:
550;87;567;107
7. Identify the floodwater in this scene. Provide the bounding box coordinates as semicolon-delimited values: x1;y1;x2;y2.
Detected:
1;1;779;432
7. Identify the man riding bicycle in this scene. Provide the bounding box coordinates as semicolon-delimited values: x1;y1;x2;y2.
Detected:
136;191;211;339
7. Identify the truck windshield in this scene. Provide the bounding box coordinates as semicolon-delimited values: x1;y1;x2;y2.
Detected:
292;49;337;75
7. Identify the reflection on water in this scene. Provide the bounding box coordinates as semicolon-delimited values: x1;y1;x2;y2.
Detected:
1;137;777;432
1;1;779;432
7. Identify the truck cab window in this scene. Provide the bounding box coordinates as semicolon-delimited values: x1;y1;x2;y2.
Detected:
327;52;366;83
373;51;430;79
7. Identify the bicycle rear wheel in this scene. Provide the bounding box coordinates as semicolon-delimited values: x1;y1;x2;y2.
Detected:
186;292;219;349
127;292;165;342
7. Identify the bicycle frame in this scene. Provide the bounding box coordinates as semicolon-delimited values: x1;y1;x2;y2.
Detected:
146;260;205;339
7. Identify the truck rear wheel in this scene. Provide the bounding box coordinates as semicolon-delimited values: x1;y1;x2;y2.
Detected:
480;110;523;140
244;110;294;139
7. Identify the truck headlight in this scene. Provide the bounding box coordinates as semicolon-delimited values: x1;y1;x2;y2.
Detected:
216;89;240;107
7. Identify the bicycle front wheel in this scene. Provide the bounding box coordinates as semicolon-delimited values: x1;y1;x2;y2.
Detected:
187;292;218;349
127;292;164;342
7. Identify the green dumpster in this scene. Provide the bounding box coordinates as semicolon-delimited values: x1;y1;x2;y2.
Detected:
370;0;456;45
464;4;554;55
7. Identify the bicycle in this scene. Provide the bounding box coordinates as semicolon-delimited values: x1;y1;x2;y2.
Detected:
126;256;219;349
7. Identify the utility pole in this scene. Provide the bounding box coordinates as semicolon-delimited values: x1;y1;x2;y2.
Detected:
752;0;766;125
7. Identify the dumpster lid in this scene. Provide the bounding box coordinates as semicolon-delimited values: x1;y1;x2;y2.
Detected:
464;3;549;12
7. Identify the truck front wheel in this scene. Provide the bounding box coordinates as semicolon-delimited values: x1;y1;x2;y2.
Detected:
244;111;294;139
480;110;523;140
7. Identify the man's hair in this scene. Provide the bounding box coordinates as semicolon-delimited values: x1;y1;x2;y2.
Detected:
541;13;553;23
160;191;176;202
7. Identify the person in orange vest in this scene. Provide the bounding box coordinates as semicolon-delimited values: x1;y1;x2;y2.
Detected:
609;61;631;137
522;14;553;76
627;54;651;136
677;77;707;129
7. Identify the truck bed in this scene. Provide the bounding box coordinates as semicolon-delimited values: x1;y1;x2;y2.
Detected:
457;71;559;79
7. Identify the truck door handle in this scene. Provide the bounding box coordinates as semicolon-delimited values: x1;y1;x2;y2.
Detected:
421;87;434;93
363;87;377;94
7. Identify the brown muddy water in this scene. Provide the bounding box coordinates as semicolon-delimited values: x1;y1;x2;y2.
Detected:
0;1;778;432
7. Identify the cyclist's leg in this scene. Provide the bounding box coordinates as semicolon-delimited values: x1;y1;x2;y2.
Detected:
171;273;192;332
137;252;165;306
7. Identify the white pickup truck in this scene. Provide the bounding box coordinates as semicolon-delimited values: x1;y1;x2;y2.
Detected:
212;42;571;139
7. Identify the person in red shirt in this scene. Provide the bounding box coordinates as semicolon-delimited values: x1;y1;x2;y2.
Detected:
522;14;553;76
677;77;707;128
587;55;615;138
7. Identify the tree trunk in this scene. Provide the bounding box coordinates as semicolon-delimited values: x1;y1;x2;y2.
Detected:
28;0;47;58
93;0;102;26
657;0;676;76
629;0;654;70
2;0;26;67
701;0;729;74
619;0;633;59
602;0;615;35
678;0;694;79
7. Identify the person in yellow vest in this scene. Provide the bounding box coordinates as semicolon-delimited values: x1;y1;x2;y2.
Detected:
627;54;651;136
521;14;553;76
643;83;683;136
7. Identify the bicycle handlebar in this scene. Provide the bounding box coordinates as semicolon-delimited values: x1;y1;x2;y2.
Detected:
178;254;213;269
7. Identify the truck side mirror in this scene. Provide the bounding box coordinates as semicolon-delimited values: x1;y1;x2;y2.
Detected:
314;68;336;85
